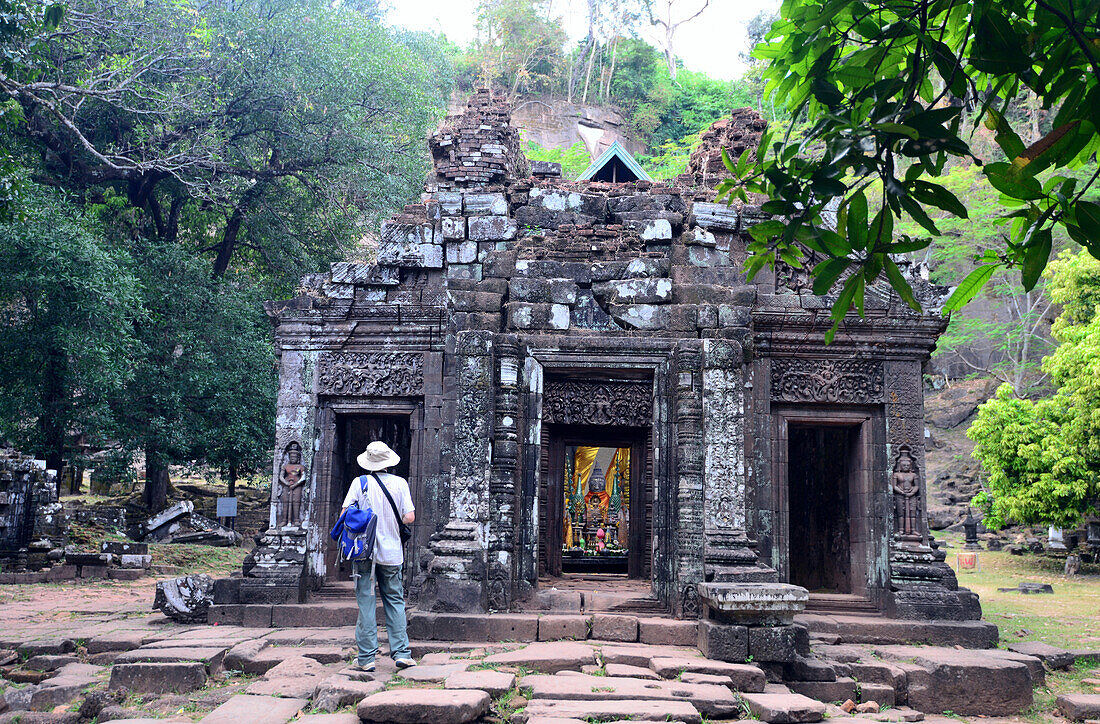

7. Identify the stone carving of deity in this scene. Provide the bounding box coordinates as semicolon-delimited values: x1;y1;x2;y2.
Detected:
277;441;307;527
892;445;921;540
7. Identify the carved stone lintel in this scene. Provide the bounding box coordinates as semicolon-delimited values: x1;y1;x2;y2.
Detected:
317;352;424;397
543;379;652;427
771;359;884;404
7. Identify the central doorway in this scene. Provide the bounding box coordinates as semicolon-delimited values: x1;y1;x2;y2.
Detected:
325;413;412;581
542;426;649;579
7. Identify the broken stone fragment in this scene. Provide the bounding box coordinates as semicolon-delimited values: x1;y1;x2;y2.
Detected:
152;574;215;623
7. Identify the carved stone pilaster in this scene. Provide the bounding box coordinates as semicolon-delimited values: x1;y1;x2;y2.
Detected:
450;331;494;524
487;337;521;610
674;342;705;617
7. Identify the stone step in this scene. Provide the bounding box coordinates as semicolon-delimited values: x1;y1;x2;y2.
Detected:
198;694;308;723
108;661;207;694
740;692;827;723
649;656;766;692
485;642;596;673
796;614;998;649
1056;694;1100;721
516;698;701;723
1007;641;1075;669
357;688;491;724
522;673;740;717
113;646;228;675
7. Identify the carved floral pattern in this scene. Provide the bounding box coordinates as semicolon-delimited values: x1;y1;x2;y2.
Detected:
317;352;424;397
543;380;652;427
771;359;884;403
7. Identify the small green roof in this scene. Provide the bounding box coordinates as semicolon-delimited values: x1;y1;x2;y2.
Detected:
577;140;652;183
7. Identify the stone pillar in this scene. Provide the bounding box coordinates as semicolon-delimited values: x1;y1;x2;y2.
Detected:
701;339;777;586
885;360;980;620
421;329;492;612
486;336;521;610
674;341;705;617
238;349;318;605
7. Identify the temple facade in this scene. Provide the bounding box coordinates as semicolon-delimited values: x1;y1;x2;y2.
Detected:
229;90;981;623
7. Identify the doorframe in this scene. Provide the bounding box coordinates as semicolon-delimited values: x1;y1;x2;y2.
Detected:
542;424;649;579
772;406;887;608
315;399;422;582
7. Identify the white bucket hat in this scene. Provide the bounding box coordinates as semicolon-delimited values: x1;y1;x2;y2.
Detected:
357;440;401;472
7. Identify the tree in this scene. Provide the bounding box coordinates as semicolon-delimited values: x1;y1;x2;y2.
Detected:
644;0;710;80
0;184;138;472
110;241;275;511
474;0;567;99
725;0;1100;341
969;250;1100;528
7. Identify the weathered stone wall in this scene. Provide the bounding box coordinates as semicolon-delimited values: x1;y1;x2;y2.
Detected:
0;452;64;570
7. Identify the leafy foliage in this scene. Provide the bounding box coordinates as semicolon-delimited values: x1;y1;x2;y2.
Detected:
523;141;592;179
969;251;1100;528
729;0;1100;339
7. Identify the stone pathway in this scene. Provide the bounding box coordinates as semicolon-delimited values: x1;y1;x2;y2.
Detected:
1;583;1098;723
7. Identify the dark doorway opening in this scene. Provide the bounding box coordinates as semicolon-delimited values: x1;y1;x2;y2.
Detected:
541;425;649;580
787;425;858;594
325;413;411;581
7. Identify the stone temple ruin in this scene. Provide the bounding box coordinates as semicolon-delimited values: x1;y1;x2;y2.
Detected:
217;90;981;653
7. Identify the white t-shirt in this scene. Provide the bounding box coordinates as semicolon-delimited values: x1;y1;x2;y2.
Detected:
341;471;414;566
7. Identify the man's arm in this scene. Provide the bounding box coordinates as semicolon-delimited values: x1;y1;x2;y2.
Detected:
402;510;415;524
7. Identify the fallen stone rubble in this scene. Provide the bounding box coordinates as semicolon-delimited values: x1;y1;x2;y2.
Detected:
2;617;1095;723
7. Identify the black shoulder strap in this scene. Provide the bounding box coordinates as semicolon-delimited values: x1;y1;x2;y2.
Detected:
369;473;402;524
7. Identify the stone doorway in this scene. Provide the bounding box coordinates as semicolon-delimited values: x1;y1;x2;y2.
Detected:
541;426;649;580
324;412;412;581
773;408;884;609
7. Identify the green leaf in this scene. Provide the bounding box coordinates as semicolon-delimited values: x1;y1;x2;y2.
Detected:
847;191;868;250
986;169;1044;200
1020;227;1052;292
884;256;919;311
749;220;786;242
721;148;737;175
898;194;941;236
984;107;1026;160
871;122;919;139
812;257;851;295
834;64;874;86
1075;200;1100;241
910;180;968;218
944;264;1000;312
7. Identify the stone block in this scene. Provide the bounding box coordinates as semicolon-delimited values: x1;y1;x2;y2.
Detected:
198;694;309;723
786;656;836;682
595;278;673;304
609;304;670;331
591;615;638;642
212;578;241;605
445;669;515;697
697;619;748;662
788;677;858;704
518;698;701;723
446;240;478;264
649;657;765;692
638;617;697;646
484;641;595;673
329;262;400;286
357;688;490;724
448;290;502;312
243;604;274;628
312;675;385;712
718;303;752;328
604;663;660;679
538;615;589;641
442;217;466;240
447;263;483;281
1056;693;1100;721
521;672;739;717
468;215;517;241
692;202;741;231
858;682;896;707
740;692;826;723
506;302;570;330
874;645;1032;715
109;661;206;693
438;192;463;216
1007;641;1075;670
107;568;145;580
78;564;109;578
378;221;443;268
102;540;148;556
509;278;577;304
464;192;508;216
748;626;802;664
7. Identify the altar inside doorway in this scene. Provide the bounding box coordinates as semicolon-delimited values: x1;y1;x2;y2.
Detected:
562;445;631;575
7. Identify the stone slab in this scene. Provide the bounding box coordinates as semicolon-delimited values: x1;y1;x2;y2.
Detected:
650;657;766;692
538;615;589;641
198;694;308;723
517;698;701;723
1057;694;1100;721
797;615;999;649
113;646;227;675
1007;641;1075;669
637;618;697;646
397;662;471;682
485;642;595;673
873;645;1032;715
357;688;490;724
312;675;386;712
788;677;858;704
445;669;516;697
599;644;702;668
295;716;361;724
591;615;638;642
604;663;660;679
740;692;827;723
109;661;206;693
522;673;740;717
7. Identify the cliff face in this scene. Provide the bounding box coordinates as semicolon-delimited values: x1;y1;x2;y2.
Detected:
447;92;645;158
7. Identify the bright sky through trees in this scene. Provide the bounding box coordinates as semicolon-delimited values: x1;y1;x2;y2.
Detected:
385;0;778;80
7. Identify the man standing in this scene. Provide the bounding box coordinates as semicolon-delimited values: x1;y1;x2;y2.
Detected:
341;440;416;672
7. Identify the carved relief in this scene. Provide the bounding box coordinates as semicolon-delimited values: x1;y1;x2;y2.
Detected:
681;584;700;618
892;445;922;542
276;441;307;528
771;359;884;403
317;352;424;397
543;380;652;427
703;367;745;531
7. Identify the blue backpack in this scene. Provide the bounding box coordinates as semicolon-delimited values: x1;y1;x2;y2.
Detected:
329;478;378;563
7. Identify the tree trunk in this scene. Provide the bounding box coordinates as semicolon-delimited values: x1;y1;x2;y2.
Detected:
144;446;170;512
604;36;619;99
40;347;66;494
582;42;597;103
228;463;238;498
70;466;83;495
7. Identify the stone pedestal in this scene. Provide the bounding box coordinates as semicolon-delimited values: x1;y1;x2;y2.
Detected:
697;582;808;663
239;528;308;604
890;539;981;620
420;520;486;612
704;531;780;583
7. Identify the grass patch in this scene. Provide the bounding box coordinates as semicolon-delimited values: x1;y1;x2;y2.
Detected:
934;531;1100;649
147;543;249;576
